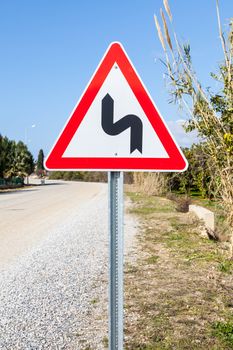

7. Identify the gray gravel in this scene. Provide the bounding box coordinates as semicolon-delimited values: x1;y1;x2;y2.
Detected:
0;184;137;350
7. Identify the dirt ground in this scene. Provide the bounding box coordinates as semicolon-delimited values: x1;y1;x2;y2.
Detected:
124;189;233;350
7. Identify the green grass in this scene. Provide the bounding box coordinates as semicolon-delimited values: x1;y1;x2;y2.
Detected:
90;298;99;305
162;218;225;265
218;260;233;274
165;228;232;269
190;190;202;197
212;320;233;347
146;255;159;264
102;336;108;348
131;207;160;215
126;191;175;216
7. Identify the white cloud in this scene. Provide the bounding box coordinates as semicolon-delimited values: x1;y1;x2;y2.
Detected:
167;120;199;148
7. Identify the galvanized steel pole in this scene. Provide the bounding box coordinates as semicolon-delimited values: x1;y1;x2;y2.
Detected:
108;171;124;350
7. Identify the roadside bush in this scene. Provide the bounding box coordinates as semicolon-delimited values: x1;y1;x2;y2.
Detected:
49;171;107;182
166;192;191;213
49;171;133;184
175;197;191;213
166;192;177;201
49;171;84;181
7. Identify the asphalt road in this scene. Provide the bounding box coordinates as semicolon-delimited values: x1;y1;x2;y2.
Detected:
0;180;104;268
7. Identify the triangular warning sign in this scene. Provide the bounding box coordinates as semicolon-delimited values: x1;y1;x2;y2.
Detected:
45;42;188;172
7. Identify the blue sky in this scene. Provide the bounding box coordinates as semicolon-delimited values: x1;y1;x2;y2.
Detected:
0;0;232;159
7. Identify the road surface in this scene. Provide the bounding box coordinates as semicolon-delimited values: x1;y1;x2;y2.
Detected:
0;180;137;349
0;180;103;267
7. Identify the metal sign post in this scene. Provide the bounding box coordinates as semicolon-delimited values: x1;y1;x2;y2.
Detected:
108;171;124;350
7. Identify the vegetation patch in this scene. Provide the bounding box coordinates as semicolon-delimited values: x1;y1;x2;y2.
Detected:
124;189;233;350
212;320;233;347
102;336;108;348
146;255;159;264
218;261;233;274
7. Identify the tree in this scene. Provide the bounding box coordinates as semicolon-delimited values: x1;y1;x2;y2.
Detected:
0;135;8;178
154;1;233;231
5;141;34;179
36;149;45;177
16;141;34;177
0;136;34;180
0;136;16;178
167;144;214;198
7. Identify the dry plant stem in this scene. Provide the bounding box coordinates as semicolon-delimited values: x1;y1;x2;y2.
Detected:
160;8;173;51
174;33;225;131
165;1;231;149
154;15;166;52
163;0;172;22
133;173;167;196
161;4;227;134
163;6;212;106
158;12;227;154
216;0;230;72
154;0;233;239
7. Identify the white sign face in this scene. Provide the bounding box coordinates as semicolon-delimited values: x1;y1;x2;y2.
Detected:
63;63;168;159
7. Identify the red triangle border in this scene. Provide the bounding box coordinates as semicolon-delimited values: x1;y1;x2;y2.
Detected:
45;42;188;172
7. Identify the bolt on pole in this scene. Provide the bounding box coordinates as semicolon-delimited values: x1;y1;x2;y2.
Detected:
108;171;124;350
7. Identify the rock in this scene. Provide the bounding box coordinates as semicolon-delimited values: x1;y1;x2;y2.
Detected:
189;205;215;235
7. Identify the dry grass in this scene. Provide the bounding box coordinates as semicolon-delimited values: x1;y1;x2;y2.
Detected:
133;173;167;196
124;189;233;349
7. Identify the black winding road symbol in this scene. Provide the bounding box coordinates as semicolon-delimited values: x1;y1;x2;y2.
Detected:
101;93;143;153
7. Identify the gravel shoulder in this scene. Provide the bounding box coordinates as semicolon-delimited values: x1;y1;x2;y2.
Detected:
0;181;138;349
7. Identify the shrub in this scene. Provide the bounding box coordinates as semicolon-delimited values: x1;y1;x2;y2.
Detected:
175;196;191;213
166;192;177;201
